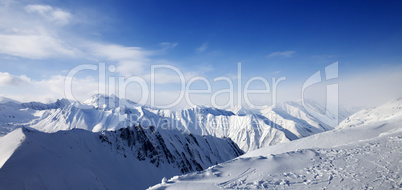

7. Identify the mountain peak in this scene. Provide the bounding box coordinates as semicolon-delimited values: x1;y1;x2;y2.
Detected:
184;105;235;116
230;105;255;116
83;94;136;109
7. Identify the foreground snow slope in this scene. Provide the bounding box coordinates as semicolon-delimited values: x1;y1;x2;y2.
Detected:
0;94;352;152
150;100;402;189
0;126;242;190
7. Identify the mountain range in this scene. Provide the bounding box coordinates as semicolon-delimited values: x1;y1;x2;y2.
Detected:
3;94;395;189
0;94;352;152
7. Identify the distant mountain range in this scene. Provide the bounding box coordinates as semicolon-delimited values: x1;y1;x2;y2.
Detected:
0;94;353;152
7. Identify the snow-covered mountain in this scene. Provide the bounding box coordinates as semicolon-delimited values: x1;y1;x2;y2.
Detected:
0;125;242;190
0;95;353;152
1;96;400;189
150;99;402;189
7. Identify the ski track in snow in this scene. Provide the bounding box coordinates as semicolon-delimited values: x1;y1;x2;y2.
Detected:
150;132;402;189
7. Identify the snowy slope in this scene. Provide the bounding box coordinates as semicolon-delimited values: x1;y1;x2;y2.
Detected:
0;95;353;152
0;126;242;190
0;128;25;169
150;100;402;189
338;98;402;129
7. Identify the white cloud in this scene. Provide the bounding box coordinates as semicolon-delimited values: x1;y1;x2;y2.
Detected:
267;51;295;58
0;2;79;59
196;42;208;53
0;74;100;103
25;4;72;25
0;1;192;80
90;44;150;60
0;33;80;59
143;72;186;84
0;1;211;106
0;72;31;86
89;43;153;76
116;60;147;76
160;42;178;49
0;72;196;107
25;4;52;14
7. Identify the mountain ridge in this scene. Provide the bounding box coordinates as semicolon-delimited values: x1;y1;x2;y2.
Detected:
0;94;353;152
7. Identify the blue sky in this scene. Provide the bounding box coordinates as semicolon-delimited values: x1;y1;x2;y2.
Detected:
0;0;402;108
